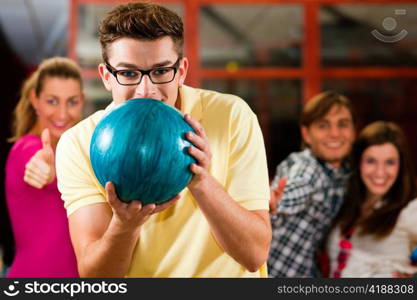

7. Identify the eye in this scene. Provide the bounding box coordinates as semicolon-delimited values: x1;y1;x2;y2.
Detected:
364;157;376;164
118;70;140;78
67;98;80;106
316;122;328;129
151;67;170;76
338;121;349;129
47;99;58;105
386;159;398;166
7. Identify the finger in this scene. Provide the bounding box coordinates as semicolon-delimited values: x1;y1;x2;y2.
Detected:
272;177;287;203
153;195;180;213
26;157;50;175
269;189;278;214
41;128;51;150
25;168;49;183
23;172;45;189
23;174;43;189
188;146;209;168
25;159;51;181
190;163;206;176
40;128;55;164
105;182;125;211
184;114;208;139
269;203;277;214
186;131;207;152
136;203;156;218
271;189;280;203
277;178;287;192
125;200;143;214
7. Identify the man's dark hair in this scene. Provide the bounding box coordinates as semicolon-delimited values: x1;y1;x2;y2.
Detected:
99;2;184;62
300;91;356;128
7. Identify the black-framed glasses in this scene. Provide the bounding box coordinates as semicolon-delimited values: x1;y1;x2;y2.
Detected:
105;58;181;86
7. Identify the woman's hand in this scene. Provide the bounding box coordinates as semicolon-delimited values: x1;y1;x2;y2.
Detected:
24;129;55;189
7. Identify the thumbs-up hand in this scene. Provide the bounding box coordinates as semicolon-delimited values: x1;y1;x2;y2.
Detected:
269;178;287;214
24;128;56;189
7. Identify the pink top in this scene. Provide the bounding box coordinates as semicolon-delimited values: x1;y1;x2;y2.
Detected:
5;134;79;277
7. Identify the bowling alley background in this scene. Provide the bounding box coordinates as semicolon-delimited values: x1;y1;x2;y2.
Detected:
1;0;417;272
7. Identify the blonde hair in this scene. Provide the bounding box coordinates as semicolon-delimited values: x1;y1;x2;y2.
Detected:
9;57;83;142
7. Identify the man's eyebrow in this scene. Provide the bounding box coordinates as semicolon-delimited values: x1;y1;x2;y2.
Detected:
115;60;173;69
338;118;353;123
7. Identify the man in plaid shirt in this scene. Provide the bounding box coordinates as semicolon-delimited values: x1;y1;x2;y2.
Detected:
268;91;356;277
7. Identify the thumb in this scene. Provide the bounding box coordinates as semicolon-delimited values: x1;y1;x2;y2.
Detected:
40;128;54;163
41;128;51;150
277;177;287;193
272;177;287;204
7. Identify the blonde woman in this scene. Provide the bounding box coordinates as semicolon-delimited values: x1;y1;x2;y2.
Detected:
5;57;85;277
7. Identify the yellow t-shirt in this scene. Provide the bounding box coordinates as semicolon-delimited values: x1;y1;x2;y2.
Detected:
56;85;269;277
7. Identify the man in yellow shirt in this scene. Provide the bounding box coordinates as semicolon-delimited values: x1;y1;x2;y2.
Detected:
56;2;271;277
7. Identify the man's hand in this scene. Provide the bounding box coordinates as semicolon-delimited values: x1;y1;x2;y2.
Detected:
24;128;55;189
184;114;212;189
269;178;287;214
105;182;180;231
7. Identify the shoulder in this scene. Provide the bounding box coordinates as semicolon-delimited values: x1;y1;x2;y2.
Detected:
398;198;417;221
59;109;106;149
8;134;41;161
6;134;42;173
10;134;41;153
277;149;323;184
183;85;254;120
395;198;417;238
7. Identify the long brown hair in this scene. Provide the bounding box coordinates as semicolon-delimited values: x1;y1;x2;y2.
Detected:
9;57;83;142
338;121;417;238
98;2;184;63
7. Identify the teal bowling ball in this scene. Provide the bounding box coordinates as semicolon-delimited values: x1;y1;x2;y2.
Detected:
411;247;417;264
90;98;196;204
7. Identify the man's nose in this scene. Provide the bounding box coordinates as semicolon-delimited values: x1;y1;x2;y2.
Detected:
328;125;341;138
134;74;156;98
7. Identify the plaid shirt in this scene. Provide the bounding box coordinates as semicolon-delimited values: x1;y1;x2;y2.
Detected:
268;149;350;277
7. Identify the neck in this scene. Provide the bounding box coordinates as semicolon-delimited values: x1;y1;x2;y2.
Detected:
329;161;341;169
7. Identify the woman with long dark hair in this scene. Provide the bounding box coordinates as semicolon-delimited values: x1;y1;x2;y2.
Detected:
326;121;417;277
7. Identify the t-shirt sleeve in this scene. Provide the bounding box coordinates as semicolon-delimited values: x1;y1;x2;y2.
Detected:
224;102;269;211
56;128;107;216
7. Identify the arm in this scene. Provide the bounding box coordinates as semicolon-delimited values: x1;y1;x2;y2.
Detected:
69;182;179;277
274;169;315;215
56;126;178;277
185;114;271;272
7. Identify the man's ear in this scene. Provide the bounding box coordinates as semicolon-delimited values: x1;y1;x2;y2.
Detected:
301;126;311;146
98;63;112;92
177;57;188;86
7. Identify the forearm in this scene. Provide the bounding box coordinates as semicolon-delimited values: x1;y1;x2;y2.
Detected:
190;175;271;272
77;220;140;277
